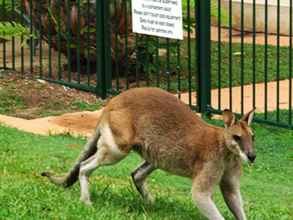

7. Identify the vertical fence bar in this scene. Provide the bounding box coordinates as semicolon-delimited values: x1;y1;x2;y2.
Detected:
196;0;211;113
77;0;81;84
240;0;245;115
11;0;16;70
114;0;120;91
276;0;280;122
145;37;150;86
264;0;268;119
156;37;160;87
124;0;129;89
176;40;181;99
252;0;256;109
29;0;33;74
0;2;2;68
166;38;171;91
135;34;139;87
2;0;6;69
57;0;61;80
38;0;43;78
103;0;112;95
66;0;72;82
289;0;292;125
48;0;52;78
187;0;192;106
95;0;111;98
228;0;233;110
240;0;244;115
86;0;91;86
96;0;102;96
20;0;24;74
217;0;222;110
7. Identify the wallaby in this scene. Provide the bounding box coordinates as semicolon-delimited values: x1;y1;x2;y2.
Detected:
42;87;256;220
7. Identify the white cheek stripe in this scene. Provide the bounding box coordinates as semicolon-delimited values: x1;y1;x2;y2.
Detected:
99;123;126;158
239;151;248;162
232;140;248;162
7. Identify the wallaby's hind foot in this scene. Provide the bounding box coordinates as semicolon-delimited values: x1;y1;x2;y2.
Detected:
41;172;70;187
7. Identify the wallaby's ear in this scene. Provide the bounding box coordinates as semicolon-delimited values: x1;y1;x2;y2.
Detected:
241;108;255;126
223;109;236;128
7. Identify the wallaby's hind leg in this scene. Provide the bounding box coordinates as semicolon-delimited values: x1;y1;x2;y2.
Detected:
79;136;127;205
131;161;156;204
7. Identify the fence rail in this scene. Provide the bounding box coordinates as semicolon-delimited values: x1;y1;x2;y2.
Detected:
0;0;292;129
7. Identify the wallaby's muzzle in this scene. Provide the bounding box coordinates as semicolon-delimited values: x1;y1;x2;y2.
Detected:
247;152;256;163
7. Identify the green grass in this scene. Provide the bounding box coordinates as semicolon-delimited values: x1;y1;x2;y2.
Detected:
0;122;292;219
151;40;292;92
0;89;27;114
255;110;293;126
37;100;102;118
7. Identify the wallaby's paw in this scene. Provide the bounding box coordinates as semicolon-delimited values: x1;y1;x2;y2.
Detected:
144;194;155;205
41;171;51;177
80;197;93;206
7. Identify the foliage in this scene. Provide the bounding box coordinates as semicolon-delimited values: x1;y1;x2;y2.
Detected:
0;0;18;13
0;0;30;39
0;22;30;39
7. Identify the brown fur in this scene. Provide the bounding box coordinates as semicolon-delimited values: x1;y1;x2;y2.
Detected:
42;87;255;220
104;88;226;176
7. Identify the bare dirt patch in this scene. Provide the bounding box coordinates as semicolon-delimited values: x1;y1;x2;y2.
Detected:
0;71;103;119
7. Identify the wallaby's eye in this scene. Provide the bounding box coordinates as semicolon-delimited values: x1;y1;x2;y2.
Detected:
233;135;241;142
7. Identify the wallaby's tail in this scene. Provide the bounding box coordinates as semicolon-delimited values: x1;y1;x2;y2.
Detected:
41;129;100;188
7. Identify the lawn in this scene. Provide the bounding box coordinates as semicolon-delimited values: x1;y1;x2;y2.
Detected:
151;40;292;92
0;122;292;220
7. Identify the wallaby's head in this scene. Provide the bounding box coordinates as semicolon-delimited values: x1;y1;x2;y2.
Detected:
223;109;256;163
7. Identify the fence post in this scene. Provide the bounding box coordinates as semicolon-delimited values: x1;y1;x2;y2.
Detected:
96;0;112;99
196;0;211;114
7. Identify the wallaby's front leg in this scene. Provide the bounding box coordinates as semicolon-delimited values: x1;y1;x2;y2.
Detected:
220;169;247;220
131;161;156;203
192;164;225;220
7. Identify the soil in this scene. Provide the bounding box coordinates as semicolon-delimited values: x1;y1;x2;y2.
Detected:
0;71;103;119
0;74;292;137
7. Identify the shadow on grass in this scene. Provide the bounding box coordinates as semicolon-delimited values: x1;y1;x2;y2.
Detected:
90;185;199;220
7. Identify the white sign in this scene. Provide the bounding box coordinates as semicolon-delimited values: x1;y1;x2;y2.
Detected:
131;0;183;40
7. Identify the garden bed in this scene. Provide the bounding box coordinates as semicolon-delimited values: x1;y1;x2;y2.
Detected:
0;71;102;119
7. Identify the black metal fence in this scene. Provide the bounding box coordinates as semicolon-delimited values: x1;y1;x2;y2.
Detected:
211;0;292;128
0;0;292;128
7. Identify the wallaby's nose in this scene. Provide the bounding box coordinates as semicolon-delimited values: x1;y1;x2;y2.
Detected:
247;153;256;163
